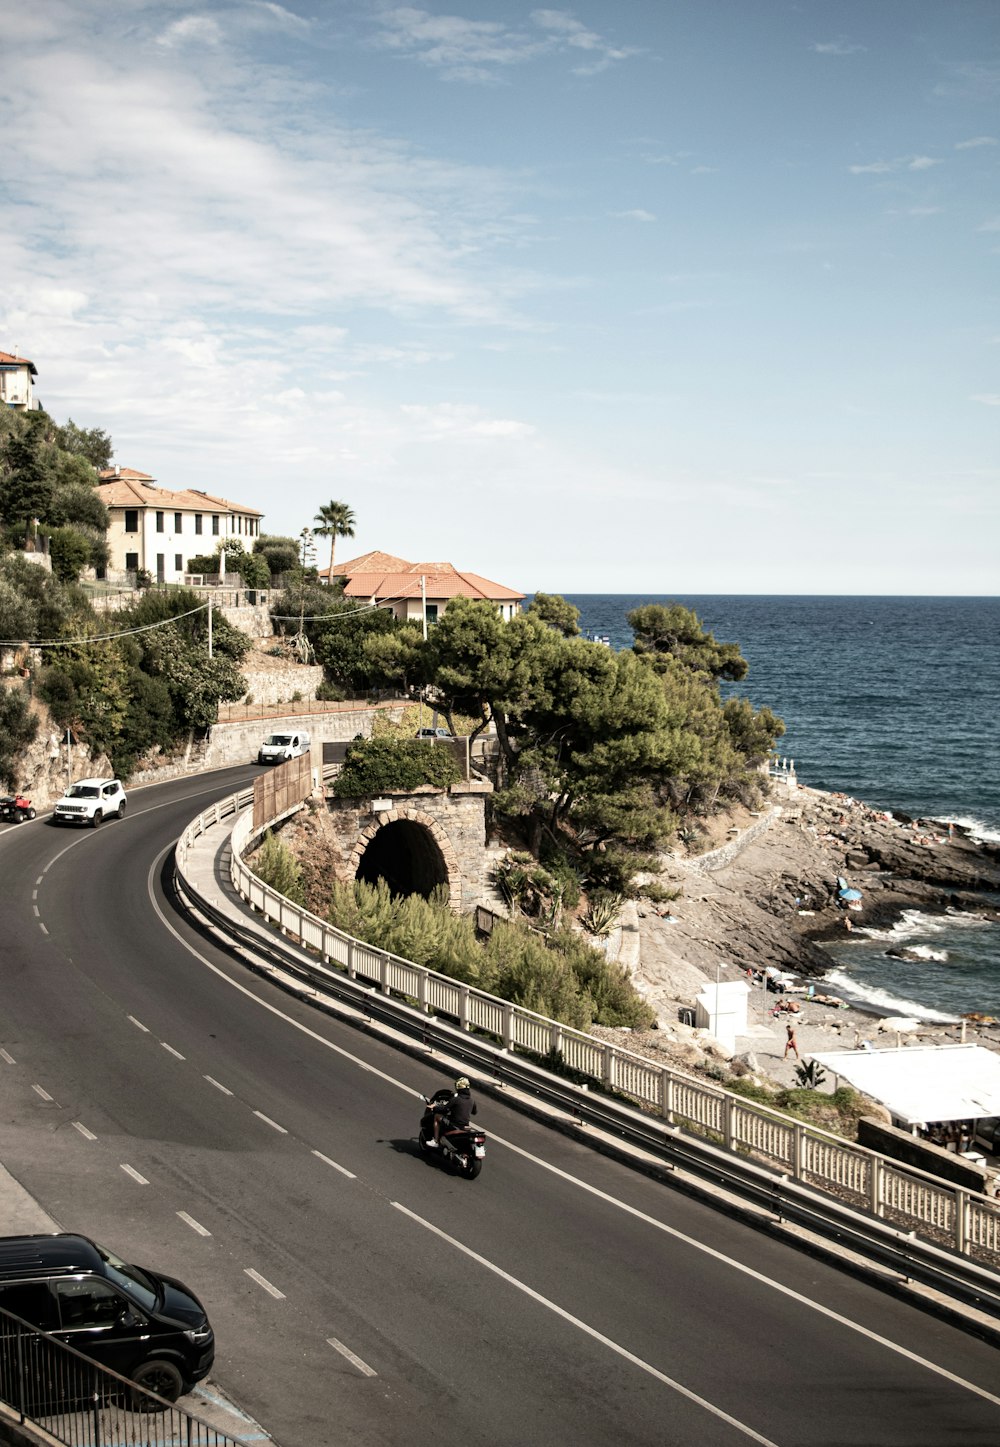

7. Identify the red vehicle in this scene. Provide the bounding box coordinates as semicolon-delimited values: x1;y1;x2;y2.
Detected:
0;793;36;823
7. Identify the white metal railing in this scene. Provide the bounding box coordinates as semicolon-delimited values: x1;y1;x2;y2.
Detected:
175;789;1000;1265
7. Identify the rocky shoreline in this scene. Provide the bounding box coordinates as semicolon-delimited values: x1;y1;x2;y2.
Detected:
607;777;1000;1091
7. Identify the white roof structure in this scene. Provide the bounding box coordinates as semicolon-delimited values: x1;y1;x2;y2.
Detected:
810;1044;1000;1127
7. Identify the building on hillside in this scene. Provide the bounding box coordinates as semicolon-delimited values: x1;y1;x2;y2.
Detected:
0;350;39;411
95;467;264;585
324;551;523;625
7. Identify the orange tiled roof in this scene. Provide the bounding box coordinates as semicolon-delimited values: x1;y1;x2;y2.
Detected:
330;550;412;577
343;568;523;603
0;350;37;375
96;471;262;516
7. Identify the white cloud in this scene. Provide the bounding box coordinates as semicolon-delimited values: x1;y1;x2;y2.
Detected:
955;135;998;149
849;160;894;174
908;156;940;171
971;393;1000;406
849;155;941;175
368;5;638;82
157;16;223;48
609;208;655;222
399;402;535;439
811;40;866;56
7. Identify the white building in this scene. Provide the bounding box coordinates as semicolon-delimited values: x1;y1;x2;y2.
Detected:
0;350;38;411
95;467;263;585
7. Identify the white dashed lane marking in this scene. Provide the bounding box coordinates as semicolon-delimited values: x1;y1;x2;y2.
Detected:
253;1110;287;1134
205;1076;234;1095
244;1269;285;1299
120;1164;149;1185
32;1084;53;1102
178;1212;212;1237
161;1042;185;1060
312;1150;356;1180
72;1122;97;1140
327;1337;377;1377
0;1049;15;1065
128;1016;150;1032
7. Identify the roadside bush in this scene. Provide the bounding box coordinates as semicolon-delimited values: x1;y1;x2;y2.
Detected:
333;736;461;796
0;690;38;788
253;830;305;906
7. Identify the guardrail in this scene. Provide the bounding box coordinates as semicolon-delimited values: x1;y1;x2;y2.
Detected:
175;788;1000;1277
0;1306;248;1447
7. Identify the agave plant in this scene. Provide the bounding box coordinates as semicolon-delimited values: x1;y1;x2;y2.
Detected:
580;891;624;939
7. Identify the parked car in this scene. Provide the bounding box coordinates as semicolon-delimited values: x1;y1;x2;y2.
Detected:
0;1233;214;1402
51;779;127;827
415;727;455;741
257;731;310;764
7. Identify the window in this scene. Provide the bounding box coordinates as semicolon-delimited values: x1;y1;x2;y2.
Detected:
212;515;220;535
425;604;439;624
174;554;183;573
124;510;138;533
53;1278;123;1330
156;511;164;533
174;512;182;532
0;1282;59;1331
125;552;138;571
195;514;203;535
156;554;165;583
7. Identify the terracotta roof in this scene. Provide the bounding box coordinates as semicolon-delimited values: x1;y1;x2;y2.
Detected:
329;550;412;577
344;568;523;603
95;472;262;516
0;350;37;375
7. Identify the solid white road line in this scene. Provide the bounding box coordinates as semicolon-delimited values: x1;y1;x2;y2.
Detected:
147;843;1000;1410
392;1201;778;1446
177;1211;212;1237
244;1268;285;1299
204;1075;234;1095
32;1084;53;1102
72;1122;97;1140
120;1164;149;1185
312;1149;356;1179
253;1110;288;1134
161;1041;185;1060
327;1336;377;1377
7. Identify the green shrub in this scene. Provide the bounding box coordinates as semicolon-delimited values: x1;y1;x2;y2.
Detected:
254;830;305;906
333;736;461;796
641;882;682;905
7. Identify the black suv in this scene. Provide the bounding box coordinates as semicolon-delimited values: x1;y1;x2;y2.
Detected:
0;1234;214;1401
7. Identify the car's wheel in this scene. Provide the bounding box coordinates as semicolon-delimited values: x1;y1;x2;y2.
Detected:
116;802;126;819
91;810;103;828
130;1358;184;1405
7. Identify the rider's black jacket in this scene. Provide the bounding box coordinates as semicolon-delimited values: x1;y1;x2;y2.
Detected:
443;1088;477;1130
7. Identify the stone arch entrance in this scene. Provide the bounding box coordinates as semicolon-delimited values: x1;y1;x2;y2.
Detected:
351;806;460;904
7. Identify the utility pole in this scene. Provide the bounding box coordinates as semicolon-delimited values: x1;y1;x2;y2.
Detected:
207;599;213;660
421;574;427;640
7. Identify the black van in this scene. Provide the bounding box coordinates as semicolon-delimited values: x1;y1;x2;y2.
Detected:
0;1234;214;1401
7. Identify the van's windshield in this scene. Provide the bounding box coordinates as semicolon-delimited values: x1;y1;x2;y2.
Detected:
95;1243;159;1312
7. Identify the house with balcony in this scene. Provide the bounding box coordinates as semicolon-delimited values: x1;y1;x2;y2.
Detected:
0;350;39;411
95;467;264;585
325;550;523;625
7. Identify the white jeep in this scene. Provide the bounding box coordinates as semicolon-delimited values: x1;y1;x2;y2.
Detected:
51;778;127;828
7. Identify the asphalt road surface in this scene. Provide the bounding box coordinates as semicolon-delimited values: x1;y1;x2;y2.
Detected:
1;767;999;1447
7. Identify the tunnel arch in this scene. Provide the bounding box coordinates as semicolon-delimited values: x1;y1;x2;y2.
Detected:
350;806;460;905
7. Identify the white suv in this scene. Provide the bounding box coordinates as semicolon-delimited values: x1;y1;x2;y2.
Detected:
51;778;127;828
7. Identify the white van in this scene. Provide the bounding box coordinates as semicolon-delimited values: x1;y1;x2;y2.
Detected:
257;731;311;765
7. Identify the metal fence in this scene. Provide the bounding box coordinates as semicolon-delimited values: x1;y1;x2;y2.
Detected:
175;787;1000;1267
0;1307;248;1447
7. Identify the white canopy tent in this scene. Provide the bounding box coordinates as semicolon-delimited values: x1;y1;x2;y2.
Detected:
810;1044;1000;1129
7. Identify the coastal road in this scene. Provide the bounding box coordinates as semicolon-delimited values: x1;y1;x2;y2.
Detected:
1;767;999;1447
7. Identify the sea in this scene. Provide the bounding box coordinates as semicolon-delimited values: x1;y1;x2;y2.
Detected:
560;596;1000;1024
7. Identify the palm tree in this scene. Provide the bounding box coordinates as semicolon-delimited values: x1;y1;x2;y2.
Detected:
313;501;356;583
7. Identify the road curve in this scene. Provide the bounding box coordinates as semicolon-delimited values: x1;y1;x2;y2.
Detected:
0;767;998;1447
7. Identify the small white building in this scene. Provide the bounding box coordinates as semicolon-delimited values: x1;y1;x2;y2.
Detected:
95;467;263;586
0;350;38;411
695;978;751;1054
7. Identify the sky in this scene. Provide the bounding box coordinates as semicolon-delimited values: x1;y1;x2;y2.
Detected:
1;1;997;595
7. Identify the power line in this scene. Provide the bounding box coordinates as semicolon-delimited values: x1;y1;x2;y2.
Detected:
0;601;209;649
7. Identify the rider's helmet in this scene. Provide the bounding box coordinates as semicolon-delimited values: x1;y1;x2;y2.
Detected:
455;1077;470;1090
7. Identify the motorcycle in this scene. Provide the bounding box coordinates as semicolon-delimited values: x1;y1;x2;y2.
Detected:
418;1090;486;1180
0;793;36;824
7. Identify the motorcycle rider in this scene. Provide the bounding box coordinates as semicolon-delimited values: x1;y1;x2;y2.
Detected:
429;1076;477;1148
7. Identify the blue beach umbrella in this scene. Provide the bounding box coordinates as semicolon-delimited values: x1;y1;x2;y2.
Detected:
839;887;863;902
